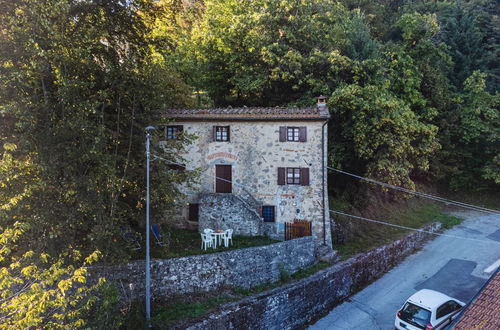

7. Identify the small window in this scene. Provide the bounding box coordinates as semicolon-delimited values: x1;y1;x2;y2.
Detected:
279;126;307;142
189;203;199;222
262;206;275;222
287;127;300;142
166;125;183;139
287;168;301;184
214;126;230;142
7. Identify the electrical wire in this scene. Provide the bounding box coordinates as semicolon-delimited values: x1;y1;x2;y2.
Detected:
327;167;499;214
329;209;500;245
152;154;500;245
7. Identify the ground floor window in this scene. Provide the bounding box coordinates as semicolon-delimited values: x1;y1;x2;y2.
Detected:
262;205;276;222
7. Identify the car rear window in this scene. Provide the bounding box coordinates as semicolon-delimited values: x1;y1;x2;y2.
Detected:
400;302;431;329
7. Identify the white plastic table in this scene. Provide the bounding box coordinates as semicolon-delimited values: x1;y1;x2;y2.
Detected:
211;231;226;248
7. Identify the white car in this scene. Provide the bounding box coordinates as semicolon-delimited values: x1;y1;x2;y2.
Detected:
395;289;465;330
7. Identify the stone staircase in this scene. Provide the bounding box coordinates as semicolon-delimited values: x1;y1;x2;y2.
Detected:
239;187;263;214
198;193;264;236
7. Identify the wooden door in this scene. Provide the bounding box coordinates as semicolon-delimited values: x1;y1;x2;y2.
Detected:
215;165;232;193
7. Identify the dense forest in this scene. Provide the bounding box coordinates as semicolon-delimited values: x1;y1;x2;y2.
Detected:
0;0;498;327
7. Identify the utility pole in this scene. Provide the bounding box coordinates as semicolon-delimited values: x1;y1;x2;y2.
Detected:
145;126;155;327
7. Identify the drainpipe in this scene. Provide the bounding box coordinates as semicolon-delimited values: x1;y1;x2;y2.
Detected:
321;119;328;246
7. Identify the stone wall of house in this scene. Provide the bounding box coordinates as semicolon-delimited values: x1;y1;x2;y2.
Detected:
171;223;442;330
198;193;263;236
90;236;317;302
164;119;332;247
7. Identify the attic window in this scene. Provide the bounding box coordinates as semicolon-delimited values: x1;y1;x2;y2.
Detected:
280;126;307;142
287;127;300;142
166;125;183;139
214;126;230;142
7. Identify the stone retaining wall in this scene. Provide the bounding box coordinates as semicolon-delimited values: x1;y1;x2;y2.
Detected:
172;223;442;330
90;236;317;302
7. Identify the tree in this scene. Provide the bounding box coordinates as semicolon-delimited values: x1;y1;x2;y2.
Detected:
439;1;484;90
0;0;197;326
445;71;499;189
0;144;123;328
463;0;500;93
0;223;102;328
0;0;197;325
328;50;439;191
186;0;360;106
343;9;380;61
0;0;194;260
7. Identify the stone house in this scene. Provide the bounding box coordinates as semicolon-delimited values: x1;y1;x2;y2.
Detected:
162;96;332;247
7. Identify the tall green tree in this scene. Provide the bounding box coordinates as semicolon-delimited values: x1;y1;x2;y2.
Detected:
439;2;484;90
328;46;439;191
463;0;500;93
0;0;195;326
395;12;453;113
444;71;499;189
0;0;194;260
187;0;362;106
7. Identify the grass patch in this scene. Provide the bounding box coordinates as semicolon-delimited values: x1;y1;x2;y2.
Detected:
122;295;236;329
128;228;279;260
153;296;234;327
292;262;330;280
335;203;462;260
233;281;284;297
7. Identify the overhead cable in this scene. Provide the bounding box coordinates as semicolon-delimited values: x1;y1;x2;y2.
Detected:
329;209;500;245
327;167;499;214
152;154;499;245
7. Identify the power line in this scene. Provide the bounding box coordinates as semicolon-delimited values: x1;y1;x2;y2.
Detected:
152;154;500;245
329;210;500;245
327;167;499;214
155;152;498;215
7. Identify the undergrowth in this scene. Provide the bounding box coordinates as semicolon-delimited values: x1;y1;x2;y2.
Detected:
334;202;463;259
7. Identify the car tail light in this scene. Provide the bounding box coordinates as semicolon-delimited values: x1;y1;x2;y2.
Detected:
396;310;402;318
426;323;433;330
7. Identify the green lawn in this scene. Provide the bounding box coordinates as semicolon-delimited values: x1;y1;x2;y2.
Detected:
127;227;279;260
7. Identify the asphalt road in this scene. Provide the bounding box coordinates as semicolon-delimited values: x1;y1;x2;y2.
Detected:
308;211;500;330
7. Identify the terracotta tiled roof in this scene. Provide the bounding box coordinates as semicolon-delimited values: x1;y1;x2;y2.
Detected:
453;270;500;330
164;106;330;121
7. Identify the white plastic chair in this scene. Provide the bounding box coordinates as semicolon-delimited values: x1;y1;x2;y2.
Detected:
204;228;218;246
201;233;214;250
222;229;233;247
